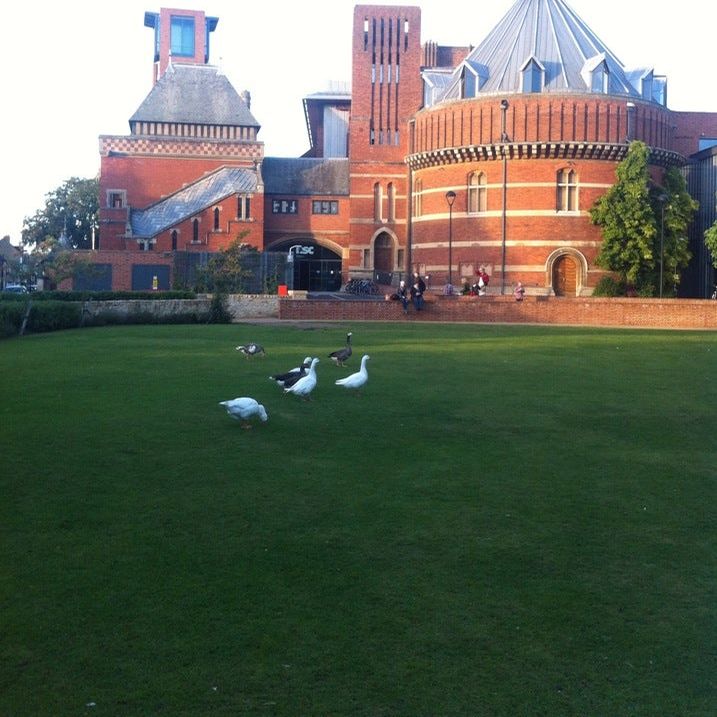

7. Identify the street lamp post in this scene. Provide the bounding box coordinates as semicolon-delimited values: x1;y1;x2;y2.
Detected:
445;190;456;290
500;99;510;294
286;244;302;290
658;194;668;299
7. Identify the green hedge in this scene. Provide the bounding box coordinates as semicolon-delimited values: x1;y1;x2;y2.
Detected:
1;297;214;338
0;301;81;338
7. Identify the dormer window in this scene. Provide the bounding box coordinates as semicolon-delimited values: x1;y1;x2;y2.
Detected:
458;62;487;100
591;62;609;93
461;67;476;99
521;57;544;93
641;71;653;101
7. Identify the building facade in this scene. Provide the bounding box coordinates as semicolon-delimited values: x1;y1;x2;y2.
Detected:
92;1;717;296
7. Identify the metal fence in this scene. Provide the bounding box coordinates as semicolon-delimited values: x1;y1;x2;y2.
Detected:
173;251;290;293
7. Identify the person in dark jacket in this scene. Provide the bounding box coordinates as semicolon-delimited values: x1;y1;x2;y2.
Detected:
410;279;424;311
411;272;427;310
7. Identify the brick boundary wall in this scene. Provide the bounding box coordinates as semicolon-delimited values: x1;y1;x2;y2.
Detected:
278;295;717;330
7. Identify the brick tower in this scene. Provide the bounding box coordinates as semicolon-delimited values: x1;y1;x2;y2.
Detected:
347;5;423;281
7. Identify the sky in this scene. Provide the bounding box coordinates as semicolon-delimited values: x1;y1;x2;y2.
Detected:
2;0;714;244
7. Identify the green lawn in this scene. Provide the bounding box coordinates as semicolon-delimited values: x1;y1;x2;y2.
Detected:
1;323;715;716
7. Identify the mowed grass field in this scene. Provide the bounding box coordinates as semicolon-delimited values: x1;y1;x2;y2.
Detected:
1;322;715;716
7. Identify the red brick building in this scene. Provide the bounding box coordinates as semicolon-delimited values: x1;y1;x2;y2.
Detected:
92;1;717;296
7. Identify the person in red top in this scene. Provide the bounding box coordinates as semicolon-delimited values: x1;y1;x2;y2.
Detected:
477;267;490;295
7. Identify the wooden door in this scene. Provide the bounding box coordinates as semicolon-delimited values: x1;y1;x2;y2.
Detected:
374;233;393;273
553;256;577;296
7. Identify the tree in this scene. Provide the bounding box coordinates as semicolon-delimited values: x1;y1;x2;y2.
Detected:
590;142;658;292
704;218;717;270
22;237;99;289
590;142;696;296
196;234;257;293
21;177;99;250
658;166;697;296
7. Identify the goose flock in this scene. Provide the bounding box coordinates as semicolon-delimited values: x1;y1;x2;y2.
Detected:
220;331;370;427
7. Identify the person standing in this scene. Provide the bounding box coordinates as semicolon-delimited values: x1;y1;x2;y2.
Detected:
412;272;427;310
477;266;490;296
410;279;424;311
397;280;409;314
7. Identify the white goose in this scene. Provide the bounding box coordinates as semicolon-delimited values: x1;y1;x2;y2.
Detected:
284;357;319;400
335;354;370;394
269;356;312;388
219;397;268;429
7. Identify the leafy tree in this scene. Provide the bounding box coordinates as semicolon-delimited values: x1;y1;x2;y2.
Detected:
26;237;99;289
705;217;717;270
590;142;657;290
657;166;696;296
590;142;696;296
21;177;99;250
196;234;257;293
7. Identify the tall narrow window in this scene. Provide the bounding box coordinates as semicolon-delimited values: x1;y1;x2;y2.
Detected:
557;169;578;212
237;195;252;220
213;207;220;231
171;16;195;57
468;172;487;213
387;183;396;222
413;178;422;217
374;183;383;222
171;230;178;251
192;218;199;243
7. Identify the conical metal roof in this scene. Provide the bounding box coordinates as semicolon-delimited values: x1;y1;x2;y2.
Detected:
434;0;663;104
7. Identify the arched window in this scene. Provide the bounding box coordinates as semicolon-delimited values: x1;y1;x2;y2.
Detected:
213;207;220;231
192;218;199;243
557;169;578;212
468;172;487;213
387;183;396;222
374;183;383;222
413;178;422;217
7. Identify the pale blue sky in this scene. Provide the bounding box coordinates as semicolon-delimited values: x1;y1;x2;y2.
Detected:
2;0;713;242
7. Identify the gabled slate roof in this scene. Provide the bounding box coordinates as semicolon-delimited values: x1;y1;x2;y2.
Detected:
129;167;258;238
262;158;349;196
129;63;260;128
435;0;652;103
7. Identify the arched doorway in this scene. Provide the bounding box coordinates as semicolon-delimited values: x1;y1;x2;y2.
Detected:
374;233;393;274
272;239;342;292
553;255;577;296
373;232;393;284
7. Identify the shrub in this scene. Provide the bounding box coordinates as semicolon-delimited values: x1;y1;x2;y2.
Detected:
0;302;26;337
592;276;626;297
207;292;232;323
